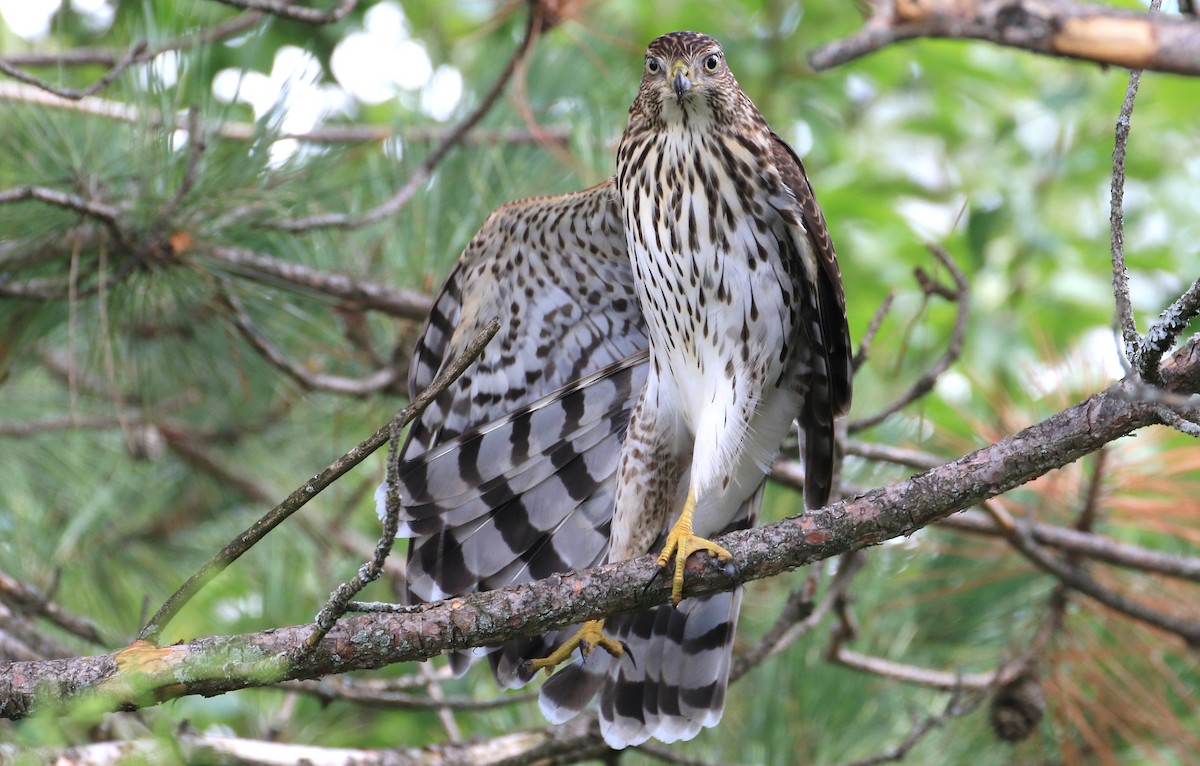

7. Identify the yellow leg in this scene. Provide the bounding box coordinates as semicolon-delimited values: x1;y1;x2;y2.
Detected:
654;487;733;605
524;619;624;676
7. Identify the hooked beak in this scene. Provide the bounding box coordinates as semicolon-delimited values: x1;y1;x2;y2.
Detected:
670;61;691;101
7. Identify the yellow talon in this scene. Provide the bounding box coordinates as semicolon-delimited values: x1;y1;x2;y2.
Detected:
525;619;623;675
654;488;733;605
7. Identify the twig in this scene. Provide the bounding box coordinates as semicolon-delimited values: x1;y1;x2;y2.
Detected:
137;319;497;644
2;606;82;661
0;12;263;69
298;319;500;653
215;281;402;396
1137;276;1200;382
0;186;121;225
850;245;969;432
151;107;206;243
0;414;136;437
0;42;148;101
1154;404;1200;437
4;717;608;766
1004;517;1200;647
1075;448;1106;537
202;246;432;320
0;572;108;647
1109;52;1148;364
829;644;1002;691
268;7;541;231
730;551;865;681
853;290;896;372
844;439;943;470
210;0;358;25
832;688;986;766
420;661;463;742
940;511;1200;583
0;83;569;147
280;676;537;711
808;0;1200;76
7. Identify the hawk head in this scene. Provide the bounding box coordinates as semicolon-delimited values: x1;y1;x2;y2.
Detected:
637;31;744;126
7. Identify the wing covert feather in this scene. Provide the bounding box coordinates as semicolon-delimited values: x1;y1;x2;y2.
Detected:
383;180;649;608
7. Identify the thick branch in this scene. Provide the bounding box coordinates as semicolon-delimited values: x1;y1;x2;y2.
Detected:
4;343;1191;720
809;0;1200;76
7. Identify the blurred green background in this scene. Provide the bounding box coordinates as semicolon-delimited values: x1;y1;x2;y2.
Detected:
1;0;1197;763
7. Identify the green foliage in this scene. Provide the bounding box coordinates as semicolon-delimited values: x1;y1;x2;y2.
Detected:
1;1;1198;764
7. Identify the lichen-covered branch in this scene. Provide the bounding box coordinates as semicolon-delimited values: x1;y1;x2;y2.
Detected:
3;340;1193;721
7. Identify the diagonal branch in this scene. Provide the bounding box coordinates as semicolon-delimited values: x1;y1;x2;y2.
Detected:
298;319;501;652
940;510;1200;583
267;7;542;232
0;42;148;101
135;321;499;643
201;245;433;320
0;571;109;647
809;0;1200;76
850;245;969;432
3;340;1194;720
215;280;403;396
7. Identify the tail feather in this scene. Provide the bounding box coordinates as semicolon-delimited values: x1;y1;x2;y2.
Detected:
588;590;740;748
539;487;759;748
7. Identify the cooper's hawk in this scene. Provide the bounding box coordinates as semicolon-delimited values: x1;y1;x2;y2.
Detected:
380;31;852;749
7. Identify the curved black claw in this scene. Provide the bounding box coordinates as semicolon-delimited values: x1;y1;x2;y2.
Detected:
720;555;740;580
643;565;667;595
620;639;636;669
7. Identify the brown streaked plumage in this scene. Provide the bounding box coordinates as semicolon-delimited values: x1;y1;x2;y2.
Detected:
380;31;851;749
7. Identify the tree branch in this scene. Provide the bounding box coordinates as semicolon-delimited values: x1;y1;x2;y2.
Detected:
0;12;263;69
940;510;1200;583
0;572;109;647
135;320;498;644
267;5;542;232
3;342;1192;720
201;246;433;320
5;717;607;766
850;245;969;432
809;0;1200;76
210;0;358;25
0;42;148;101
215;280;403;396
0;83;569;148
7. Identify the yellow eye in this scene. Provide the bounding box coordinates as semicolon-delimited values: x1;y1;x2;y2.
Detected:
646;57;661;74
703;53;721;72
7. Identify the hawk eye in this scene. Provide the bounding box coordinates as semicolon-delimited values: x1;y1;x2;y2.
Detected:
646;57;661;74
703;53;721;72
